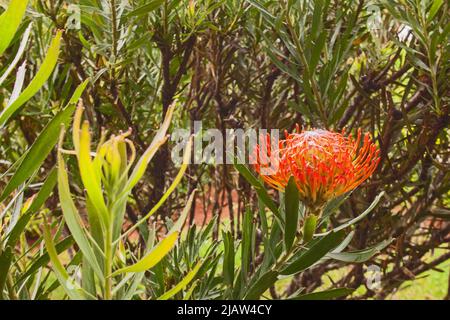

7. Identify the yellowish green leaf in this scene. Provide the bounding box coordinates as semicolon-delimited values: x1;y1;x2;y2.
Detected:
42;219;92;300
158;261;202;300
0;0;29;55
111;231;179;276
0;30;62;127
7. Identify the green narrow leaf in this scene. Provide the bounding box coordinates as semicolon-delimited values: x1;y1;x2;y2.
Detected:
81;255;96;296
0;85;86;202
284;177;299;251
57;142;104;281
0;0;29;55
330;230;355;254
327;239;392;263
85;196;104;250
111;231;179;276
0;23;32;86
77;120;109;225
315;191;385;236
183;280;199;300
125;104;176;193
241;209;255;280
40;250;83;299
157;261;202;300
0;30;63;127
244;270;279;300
309;31;327;73
42;221;91;300
245;0;276;20
222;231;235;287
0;247;13;298
118;171;195;244
281;230;345;276
15;236;74;285
428;0;444;22
167;186;195;234
126;0;164;18
234;163;283;225
6;168;57;247
310;0;324;39
319;192;351;224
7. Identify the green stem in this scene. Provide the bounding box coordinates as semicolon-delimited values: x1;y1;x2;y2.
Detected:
104;225;113;300
275;207;321;271
275;233;302;271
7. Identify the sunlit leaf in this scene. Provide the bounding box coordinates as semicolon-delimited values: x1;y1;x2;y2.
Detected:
327;239;392;263
0;0;29;55
0;30;62;127
42;220;93;300
281;230;345;276
57;131;104;281
111;232;179;276
157;261;202;300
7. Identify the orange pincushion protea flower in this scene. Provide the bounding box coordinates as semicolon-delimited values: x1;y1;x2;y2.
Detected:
254;127;380;212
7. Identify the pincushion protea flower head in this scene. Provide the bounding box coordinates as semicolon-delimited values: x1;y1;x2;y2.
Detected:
254;127;380;212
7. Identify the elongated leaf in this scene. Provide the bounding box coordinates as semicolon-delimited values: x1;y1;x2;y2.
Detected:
112;232;179;276
42;221;91;300
125;104;175;192
330;230;355;254
428;0;443;22
57;138;104;281
327;239;392;263
0;0;29;55
241;209;255;280
244;270;279;300
0;77;88;202
9;61;26;103
284;177;299;250
145;139;193;229
0;23;32;86
158;261;202;300
245;0;276;20
0;30;62;127
15;235;74;285
320;192;351;224
291;288;353;300
6;168;57;247
77;120;109;224
183;280;199;300
315;192;385;236
40;250;83;299
222;231;235;287
117;140;193;242
234;163;283;225
0;247;13;298
81;255;96;296
281;230;345;275
126;0;164;18
169;189;196;234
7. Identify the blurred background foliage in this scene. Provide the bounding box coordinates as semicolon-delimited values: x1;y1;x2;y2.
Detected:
0;0;449;299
